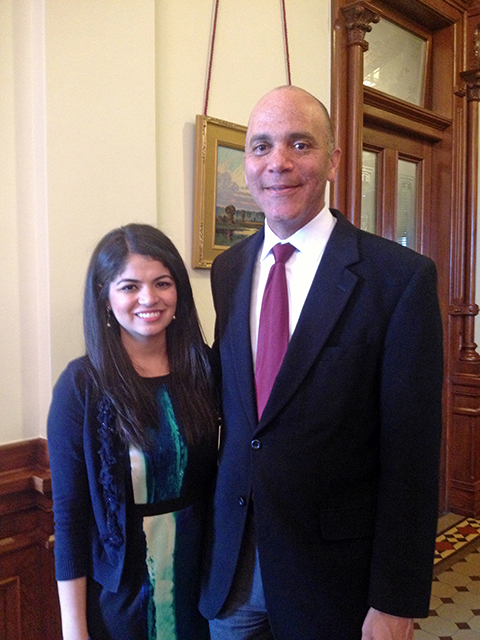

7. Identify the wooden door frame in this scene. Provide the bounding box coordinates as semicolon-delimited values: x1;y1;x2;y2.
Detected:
331;0;480;516
362;128;433;252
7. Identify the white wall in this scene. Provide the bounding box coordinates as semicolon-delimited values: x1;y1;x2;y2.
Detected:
0;0;332;444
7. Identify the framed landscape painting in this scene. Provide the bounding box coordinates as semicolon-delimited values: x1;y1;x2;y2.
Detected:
192;115;264;268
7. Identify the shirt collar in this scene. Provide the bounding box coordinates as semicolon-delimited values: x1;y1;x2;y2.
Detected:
260;205;336;262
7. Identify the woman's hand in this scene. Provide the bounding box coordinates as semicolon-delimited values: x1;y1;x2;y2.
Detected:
362;607;414;640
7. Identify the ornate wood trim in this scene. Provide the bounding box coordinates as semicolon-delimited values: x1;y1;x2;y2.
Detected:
457;68;480;365
461;68;480;100
342;2;380;50
340;2;380;227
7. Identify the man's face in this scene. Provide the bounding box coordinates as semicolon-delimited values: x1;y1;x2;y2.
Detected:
244;88;341;239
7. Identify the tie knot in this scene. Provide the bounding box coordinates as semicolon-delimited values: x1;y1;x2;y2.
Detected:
272;243;295;264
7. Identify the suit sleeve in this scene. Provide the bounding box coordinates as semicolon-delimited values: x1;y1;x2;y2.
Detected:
210;255;223;383
369;257;443;617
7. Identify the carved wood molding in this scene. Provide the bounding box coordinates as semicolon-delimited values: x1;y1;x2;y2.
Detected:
456;66;480;370
364;87;451;134
337;2;381;224
449;303;480;315
0;438;49;473
461;68;480;100
341;2;380;50
363;110;450;144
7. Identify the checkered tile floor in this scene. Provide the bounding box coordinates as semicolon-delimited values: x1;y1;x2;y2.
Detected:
414;518;480;639
434;519;480;565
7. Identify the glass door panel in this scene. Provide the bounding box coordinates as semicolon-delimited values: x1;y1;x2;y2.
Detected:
396;160;417;248
361;150;378;234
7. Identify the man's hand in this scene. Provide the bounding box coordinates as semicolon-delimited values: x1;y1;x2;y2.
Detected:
362;607;414;640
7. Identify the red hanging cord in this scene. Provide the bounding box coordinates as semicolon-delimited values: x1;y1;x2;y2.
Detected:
203;0;292;116
204;0;220;115
281;0;292;85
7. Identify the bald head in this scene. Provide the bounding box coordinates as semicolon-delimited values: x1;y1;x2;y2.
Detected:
244;85;341;239
247;86;336;155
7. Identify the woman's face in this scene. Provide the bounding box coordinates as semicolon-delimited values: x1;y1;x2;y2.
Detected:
108;253;177;345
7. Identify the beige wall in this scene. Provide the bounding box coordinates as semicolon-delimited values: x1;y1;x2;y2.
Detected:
0;0;331;444
45;0;158;379
0;0;22;442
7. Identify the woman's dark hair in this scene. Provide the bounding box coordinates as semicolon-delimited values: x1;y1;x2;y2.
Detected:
83;223;218;448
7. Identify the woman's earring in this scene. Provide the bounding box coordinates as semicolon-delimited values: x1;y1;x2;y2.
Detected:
172;315;176;320
106;307;112;328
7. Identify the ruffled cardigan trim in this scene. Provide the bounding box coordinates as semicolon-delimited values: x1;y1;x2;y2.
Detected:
97;398;124;548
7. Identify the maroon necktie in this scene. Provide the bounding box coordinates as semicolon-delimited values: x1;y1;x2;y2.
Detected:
255;243;296;418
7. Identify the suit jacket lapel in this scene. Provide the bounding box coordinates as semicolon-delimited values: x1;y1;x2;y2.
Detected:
258;212;361;427
225;230;264;430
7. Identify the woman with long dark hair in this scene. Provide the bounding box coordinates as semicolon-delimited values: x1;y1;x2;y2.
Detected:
48;224;218;640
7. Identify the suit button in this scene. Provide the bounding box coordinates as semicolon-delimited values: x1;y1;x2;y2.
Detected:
251;439;261;449
238;497;246;506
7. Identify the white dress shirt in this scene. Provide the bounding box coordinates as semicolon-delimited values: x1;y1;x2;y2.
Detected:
250;206;336;367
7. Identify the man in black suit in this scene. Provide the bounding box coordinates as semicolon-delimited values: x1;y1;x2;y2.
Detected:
199;85;443;640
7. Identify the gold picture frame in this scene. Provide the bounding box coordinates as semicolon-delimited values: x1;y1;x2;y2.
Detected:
192;115;264;268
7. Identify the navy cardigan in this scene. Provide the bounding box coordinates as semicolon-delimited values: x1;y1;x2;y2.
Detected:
48;357;130;592
48;356;217;593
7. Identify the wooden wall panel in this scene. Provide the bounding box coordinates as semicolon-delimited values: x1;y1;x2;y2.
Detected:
0;439;61;640
0;577;21;640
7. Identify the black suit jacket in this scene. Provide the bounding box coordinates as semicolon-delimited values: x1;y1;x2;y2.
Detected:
200;210;443;640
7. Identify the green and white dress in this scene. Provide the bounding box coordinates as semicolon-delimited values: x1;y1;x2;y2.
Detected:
86;375;214;640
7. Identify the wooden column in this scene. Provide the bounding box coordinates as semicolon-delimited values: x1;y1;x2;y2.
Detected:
340;2;379;226
450;67;480;516
460;70;480;366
